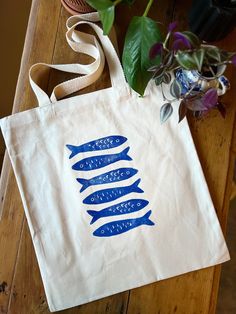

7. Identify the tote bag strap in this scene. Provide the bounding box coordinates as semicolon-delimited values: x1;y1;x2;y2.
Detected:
29;12;129;107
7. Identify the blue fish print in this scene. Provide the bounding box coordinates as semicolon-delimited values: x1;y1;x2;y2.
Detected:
72;147;132;171
87;199;149;224
93;210;155;237
66;135;127;159
83;178;144;205
77;168;138;192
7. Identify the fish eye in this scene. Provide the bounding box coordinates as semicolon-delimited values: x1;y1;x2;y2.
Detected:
91;198;94;201
80;165;83;168
101;230;104;233
137;203;141;206
116;139;119;142
126;171;130;174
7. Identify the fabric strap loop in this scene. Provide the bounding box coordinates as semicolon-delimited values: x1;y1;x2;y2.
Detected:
29;12;128;107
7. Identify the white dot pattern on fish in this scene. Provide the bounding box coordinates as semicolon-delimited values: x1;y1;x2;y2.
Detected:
79;156;116;169
102;222;133;233
91;138;119;150
91;170;127;184
93;191;121;202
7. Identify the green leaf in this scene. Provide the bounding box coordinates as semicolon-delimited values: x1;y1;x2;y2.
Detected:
86;0;113;11
160;103;173;123
99;6;115;35
206;47;221;62
178;100;187;123
86;0;114;35
181;31;201;48
170;79;182;98
155;75;164;86
162;72;171;84
192;49;205;72
122;16;162;96
175;51;197;70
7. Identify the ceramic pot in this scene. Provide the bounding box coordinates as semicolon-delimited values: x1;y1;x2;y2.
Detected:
61;0;94;15
175;67;230;97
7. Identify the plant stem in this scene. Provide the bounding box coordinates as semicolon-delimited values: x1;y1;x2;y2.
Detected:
143;0;154;17
160;83;167;101
209;66;216;77
183;79;201;98
163;34;170;50
114;0;122;6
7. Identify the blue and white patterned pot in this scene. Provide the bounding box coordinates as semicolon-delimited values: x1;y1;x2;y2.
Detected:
175;66;230;97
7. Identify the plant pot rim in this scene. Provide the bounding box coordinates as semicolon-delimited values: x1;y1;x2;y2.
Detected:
61;0;95;15
177;64;226;81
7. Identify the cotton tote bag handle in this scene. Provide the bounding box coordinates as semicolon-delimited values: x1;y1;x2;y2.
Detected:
29;12;129;107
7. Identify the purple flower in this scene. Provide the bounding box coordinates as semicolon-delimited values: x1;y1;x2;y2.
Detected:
168;21;177;32
202;88;218;110
173;32;191;49
232;55;236;66
172;39;190;51
149;42;163;59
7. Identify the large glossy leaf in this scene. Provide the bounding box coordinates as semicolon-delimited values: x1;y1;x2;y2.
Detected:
86;0;114;35
122;16;162;96
99;6;115;35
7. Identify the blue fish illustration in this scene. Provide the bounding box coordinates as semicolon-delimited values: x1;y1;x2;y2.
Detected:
87;199;149;224
72;147;132;171
77;168;138;192
66;135;127;159
83;178;144;205
93;210;155;237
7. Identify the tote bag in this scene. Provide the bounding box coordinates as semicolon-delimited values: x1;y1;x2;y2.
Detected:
0;13;230;312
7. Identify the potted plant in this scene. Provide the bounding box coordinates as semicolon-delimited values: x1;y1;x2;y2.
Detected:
149;24;236;122
85;0;236;123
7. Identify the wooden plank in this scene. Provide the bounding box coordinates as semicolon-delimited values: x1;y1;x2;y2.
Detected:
0;0;62;313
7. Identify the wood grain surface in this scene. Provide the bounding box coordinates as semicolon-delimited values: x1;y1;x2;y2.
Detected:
0;0;235;313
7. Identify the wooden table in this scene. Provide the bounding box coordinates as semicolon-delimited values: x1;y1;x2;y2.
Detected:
0;0;235;313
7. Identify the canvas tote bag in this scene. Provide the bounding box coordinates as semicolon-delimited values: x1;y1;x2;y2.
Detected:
0;13;230;312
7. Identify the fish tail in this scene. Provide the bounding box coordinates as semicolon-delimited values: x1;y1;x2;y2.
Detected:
121;146;132;161
76;178;90;192
66;144;80;159
87;210;100;224
131;179;144;193
142;210;155;226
